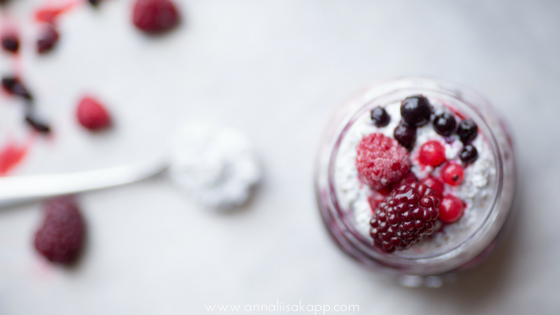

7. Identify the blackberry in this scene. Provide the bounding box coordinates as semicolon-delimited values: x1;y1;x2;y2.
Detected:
393;122;416;150
370;182;440;252
34;196;85;264
460;144;478;164
370;106;390;127
400;95;432;127
432;112;457;136
457;119;478;143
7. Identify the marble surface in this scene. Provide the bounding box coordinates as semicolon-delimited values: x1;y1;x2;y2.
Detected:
0;0;559;314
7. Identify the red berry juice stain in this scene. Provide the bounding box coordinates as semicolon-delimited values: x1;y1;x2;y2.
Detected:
35;1;79;24
0;141;29;175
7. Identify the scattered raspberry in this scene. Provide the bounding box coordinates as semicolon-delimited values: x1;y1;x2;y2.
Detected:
37;24;59;54
1;33;19;53
439;195;465;223
370;183;440;252
418;140;446;166
356;133;411;189
441;162;464;186
34;196;85;264
420;176;444;198
133;0;180;34
77;96;112;130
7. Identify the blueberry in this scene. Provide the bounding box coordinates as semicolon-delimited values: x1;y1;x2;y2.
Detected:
400;95;432;127
1;76;33;100
1;34;19;53
394;122;416;150
371;106;390;127
433;112;457;136
457;119;478;143
460;144;478;164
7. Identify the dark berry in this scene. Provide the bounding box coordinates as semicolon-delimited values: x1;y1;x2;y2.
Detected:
77;96;112;130
25;116;51;134
88;0;100;6
400;95;432;127
433;112;457;136
418;140;446;166
370;183;440;252
1;76;33;100
133;0;180;34
441;162;464;186
439;195;465;223
34;196;85;264
370;106;390;127
460;144;478;164
1;34;19;53
355;133;411;189
457;119;478;143
393;122;416;150
37;24;60;54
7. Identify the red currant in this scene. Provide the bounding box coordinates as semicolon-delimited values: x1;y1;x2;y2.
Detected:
420;176;444;198
439;195;465;223
418;140;446;166
441;162;464;186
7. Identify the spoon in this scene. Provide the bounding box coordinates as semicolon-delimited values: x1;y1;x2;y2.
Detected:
0;122;261;209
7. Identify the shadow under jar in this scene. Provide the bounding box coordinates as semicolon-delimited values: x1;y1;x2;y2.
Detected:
314;77;516;285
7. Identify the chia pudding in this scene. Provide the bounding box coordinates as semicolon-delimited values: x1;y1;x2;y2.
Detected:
315;77;515;277
334;98;496;252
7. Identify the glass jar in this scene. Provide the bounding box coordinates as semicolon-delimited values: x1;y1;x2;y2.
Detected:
314;77;516;284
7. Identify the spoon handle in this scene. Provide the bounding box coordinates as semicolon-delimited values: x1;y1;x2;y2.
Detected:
0;159;166;208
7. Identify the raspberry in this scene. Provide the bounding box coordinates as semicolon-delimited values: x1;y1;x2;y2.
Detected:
441;162;464;186
370;183;440;252
439;195;465;223
133;0;179;34
356;133;411;189
418;140;446;166
420;176;444;198
77;96;112;130
34;196;85;264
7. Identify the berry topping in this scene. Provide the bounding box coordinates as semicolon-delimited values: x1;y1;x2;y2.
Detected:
393;122;416;150
457;119;478;143
370;183;440;252
133;0;180;34
432;112;457;136
438;195;465;223
25;115;51;134
420;176;444;198
393;172;417;188
371;106;390;127
34;196;85;264
460;144;478;164
1;76;33;100
400;95;432;127
356;133;411;190
418;140;446;166
37;24;59;54
1;33;19;53
441;162;464;186
77;96;112;130
368;192;386;213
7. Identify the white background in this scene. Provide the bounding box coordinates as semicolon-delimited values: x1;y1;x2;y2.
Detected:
0;0;559;314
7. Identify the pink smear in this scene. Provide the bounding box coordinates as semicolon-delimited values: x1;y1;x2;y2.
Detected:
0;141;29;175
